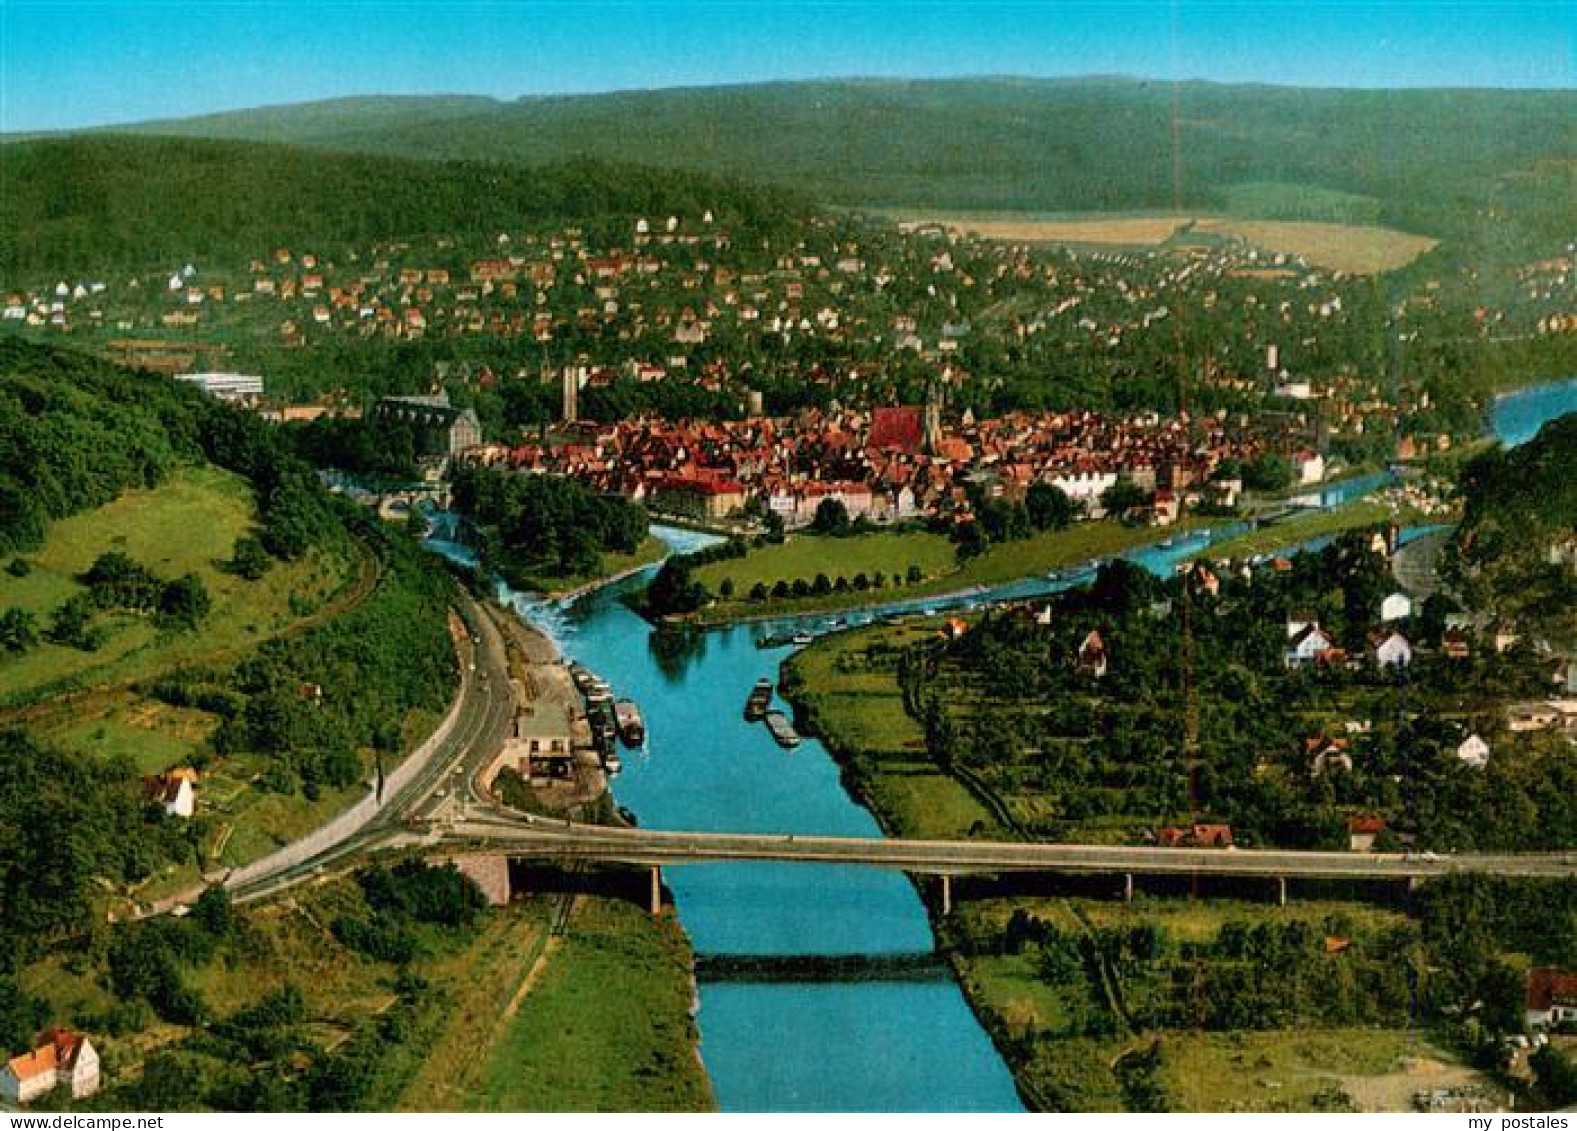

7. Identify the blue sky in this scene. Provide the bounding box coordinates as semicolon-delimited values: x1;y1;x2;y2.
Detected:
3;1;1572;131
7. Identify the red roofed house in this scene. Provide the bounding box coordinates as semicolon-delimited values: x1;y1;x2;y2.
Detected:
647;472;747;522
867;406;924;455
1157;824;1235;849
142;768;198;819
1076;630;1108;679
1346;814;1386;852
1525;968;1577;1031
2;1029;100;1105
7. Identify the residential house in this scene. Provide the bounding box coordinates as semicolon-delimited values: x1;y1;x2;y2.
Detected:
1380;592;1412;623
1507;702;1559;733
142;768;198;818
1370;630;1413;669
1307;735;1353;776
1;1030;100;1106
1442;627;1472;661
1285;622;1335;669
1157;824;1234;848
1525;968;1577;1031
1292;449;1326;485
1456;734;1491;770
1076;630;1108;679
1347;814;1387;852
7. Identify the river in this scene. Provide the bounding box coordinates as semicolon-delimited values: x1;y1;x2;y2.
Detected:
433;375;1574;1112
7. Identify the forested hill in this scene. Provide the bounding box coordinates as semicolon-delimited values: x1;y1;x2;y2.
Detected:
1447;412;1577;642
82;78;1577;236
0;338;338;558
0;135;811;277
1459;413;1577;534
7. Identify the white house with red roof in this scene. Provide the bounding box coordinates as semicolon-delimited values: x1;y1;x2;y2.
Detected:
1526;968;1577;1031
2;1030;99;1106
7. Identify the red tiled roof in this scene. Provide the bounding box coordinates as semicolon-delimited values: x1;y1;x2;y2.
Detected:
1528;968;1577;1011
868;406;923;454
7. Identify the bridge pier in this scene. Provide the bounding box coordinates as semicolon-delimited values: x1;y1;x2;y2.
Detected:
1124;872;1134;903
1278;876;1288;907
940;874;952;916
650;865;662;917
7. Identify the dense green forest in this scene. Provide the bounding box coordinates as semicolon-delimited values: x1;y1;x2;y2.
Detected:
0;135;810;277
86;78;1577;241
448;463;648;589
1446;413;1577;643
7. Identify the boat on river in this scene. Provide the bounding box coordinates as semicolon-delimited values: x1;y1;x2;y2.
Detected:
764;709;800;748
614;699;645;746
744;678;774;721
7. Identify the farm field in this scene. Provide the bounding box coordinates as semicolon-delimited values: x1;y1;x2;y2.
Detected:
0;464;354;707
1193;218;1438;275
889;211;1437;273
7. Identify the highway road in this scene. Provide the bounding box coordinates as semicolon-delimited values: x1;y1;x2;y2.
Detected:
226;586;517;904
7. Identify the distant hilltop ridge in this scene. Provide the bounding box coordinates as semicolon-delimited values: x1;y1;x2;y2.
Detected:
11;75;1565;234
30;74;1577;137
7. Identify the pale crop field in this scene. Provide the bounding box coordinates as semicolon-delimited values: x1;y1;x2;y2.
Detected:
892;211;1437;273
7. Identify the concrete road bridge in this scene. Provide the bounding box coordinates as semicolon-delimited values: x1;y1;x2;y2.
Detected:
337;800;1577;916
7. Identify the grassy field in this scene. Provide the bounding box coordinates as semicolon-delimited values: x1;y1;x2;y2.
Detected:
891;211;1436;273
785;622;996;840
1203;500;1420;561
694;518;1201;624
463;899;714;1112
0;464;353;707
693;528;955;597
1157;1029;1475;1112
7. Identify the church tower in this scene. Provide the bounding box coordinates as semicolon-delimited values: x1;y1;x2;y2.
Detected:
922;380;943;454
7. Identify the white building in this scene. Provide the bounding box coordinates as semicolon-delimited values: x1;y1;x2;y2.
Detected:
1371;631;1413;669
178;372;265;401
1456;734;1490;769
1380;592;1412;623
1;1030;99;1106
143;769;198;818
